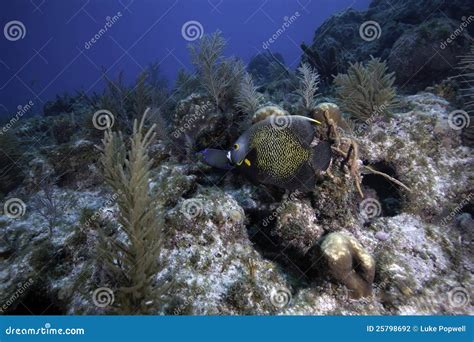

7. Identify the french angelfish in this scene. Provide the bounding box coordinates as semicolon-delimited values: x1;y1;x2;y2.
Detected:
200;115;332;191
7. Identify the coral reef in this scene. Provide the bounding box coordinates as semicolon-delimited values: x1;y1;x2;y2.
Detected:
1;16;473;317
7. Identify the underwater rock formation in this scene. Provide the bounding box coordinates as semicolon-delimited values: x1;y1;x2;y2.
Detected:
1;91;472;315
272;198;324;255
301;0;474;89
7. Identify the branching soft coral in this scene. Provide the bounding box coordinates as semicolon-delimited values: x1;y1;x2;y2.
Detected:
295;62;320;111
99;109;170;313
235;73;264;115
334;57;396;122
188;31;245;111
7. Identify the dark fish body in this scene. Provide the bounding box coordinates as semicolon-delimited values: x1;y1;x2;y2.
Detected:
234;115;331;190
201;115;332;191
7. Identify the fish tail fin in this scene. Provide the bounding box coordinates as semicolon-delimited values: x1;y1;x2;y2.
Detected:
311;141;332;172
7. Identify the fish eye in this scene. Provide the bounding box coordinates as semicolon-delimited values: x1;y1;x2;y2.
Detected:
234;144;239;150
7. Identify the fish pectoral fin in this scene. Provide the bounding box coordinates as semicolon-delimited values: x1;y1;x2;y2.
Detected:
312;141;332;172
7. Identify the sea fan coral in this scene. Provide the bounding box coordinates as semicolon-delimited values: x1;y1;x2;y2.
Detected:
334;57;396;121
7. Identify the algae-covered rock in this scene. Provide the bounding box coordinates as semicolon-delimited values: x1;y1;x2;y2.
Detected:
162;189;289;314
272;197;324;255
44;139;102;188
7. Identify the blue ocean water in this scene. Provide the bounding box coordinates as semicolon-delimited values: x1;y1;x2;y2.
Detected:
0;0;370;116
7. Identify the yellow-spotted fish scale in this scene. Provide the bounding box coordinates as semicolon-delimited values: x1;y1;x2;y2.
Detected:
200;115;332;191
231;115;332;191
250;123;311;181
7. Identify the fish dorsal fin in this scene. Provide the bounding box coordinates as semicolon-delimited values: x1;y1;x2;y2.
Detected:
289;116;318;148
